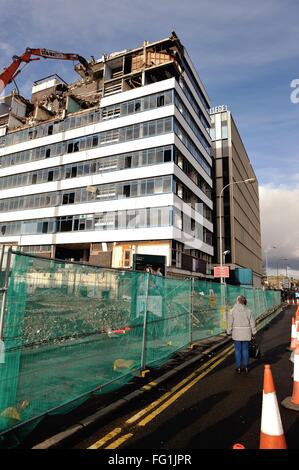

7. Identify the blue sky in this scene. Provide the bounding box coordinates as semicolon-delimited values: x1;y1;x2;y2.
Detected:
0;0;298;274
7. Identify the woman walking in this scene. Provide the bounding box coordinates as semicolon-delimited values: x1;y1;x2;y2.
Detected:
226;295;257;374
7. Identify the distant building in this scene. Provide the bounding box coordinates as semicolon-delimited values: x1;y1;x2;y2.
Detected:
210;106;262;286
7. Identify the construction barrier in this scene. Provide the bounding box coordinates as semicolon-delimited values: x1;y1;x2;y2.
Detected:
0;251;282;442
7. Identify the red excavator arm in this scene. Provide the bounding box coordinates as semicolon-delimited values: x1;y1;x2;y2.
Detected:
0;47;91;93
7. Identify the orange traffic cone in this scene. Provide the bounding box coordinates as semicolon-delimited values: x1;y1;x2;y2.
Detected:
260;364;287;449
232;443;245;449
287;317;297;351
282;343;299;411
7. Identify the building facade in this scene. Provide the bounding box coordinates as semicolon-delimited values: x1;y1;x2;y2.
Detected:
0;33;214;277
210;105;263;286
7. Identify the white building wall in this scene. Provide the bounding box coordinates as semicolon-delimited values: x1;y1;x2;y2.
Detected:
0;71;214;265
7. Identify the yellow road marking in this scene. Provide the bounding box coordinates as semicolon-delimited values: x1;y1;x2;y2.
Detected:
126;344;234;425
142;381;158;391
138;347;234;427
87;427;122;449
88;343;234;449
105;433;134;449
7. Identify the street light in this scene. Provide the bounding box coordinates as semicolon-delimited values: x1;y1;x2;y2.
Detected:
265;245;276;285
219;178;256;284
282;258;288;278
223;250;230;286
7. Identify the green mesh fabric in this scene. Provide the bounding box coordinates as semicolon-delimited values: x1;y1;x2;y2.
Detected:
0;251;282;442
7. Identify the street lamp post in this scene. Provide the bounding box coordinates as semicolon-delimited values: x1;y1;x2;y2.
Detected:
281;258;288;287
218;178;256;311
265;245;276;285
218;178;256;285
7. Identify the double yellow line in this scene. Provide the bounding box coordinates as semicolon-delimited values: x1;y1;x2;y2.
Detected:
88;343;234;449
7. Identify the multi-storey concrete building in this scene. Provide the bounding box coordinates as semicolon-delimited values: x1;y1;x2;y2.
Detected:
0;32;214;276
210;105;263;286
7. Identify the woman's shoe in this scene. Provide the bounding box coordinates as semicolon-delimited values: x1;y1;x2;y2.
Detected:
236;368;241;374
244;367;249;374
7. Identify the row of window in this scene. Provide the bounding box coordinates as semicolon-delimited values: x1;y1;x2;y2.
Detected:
0;207;173;236
173;207;213;244
0;117;173;169
0;174;213;221
174;122;211;176
209;122;228;141
173;179;212;221
174;148;212;199
0;90;174;148
0;72;209;150
21;245;52;253
101;90;173;120
180;61;210;111
0;175;173;213
0;146;172;191
0;145;212;202
1;115;212;180
0;206;213;246
175;93;210;154
179;78;210;129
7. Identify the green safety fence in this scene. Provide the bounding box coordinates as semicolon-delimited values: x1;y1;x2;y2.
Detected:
0;251;281;444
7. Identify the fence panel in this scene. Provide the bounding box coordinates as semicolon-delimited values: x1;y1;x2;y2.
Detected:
0;251;282;442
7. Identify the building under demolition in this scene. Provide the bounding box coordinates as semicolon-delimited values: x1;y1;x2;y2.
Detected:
0;32;213;276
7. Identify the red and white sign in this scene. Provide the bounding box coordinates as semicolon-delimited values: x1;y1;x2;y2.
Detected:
214;266;230;278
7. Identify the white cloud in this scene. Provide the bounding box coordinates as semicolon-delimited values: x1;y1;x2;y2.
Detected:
260;184;299;277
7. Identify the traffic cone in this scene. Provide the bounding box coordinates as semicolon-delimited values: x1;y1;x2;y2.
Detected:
232;443;245;449
286;317;297;351
282;343;299;411
260;364;287;449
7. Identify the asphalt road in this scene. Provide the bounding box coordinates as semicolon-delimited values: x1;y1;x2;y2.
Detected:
74;305;298;449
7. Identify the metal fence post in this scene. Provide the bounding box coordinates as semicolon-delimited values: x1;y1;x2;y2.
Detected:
190;277;194;346
0;247;12;341
0;244;6;275
140;272;150;371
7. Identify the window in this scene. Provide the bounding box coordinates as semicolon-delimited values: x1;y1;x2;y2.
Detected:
60;217;73;232
157;95;165;107
48;171;54;182
46;148;51;158
125;156;132;169
164;148;172;162
32;174;37;184
48;125;53;136
123;250;131;268
123;185;131;198
134;100;141;112
155;178;163;193
147;180;155;194
62;192;75;205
